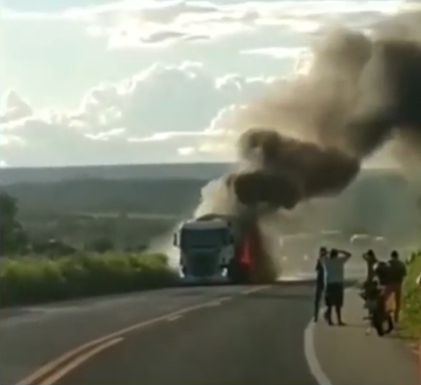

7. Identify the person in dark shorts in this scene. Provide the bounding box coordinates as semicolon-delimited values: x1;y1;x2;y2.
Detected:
314;247;327;322
387;250;407;323
321;248;352;325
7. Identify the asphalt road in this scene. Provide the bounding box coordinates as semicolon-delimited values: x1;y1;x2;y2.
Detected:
2;281;418;385
0;285;255;385
55;284;316;385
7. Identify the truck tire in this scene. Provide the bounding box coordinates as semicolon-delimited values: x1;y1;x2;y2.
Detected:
227;260;249;284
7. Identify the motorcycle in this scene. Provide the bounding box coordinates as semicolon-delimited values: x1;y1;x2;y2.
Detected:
360;281;394;336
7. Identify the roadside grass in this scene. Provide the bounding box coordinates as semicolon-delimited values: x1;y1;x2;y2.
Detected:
400;253;421;340
0;252;178;307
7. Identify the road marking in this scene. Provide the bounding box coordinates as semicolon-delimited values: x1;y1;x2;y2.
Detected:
304;316;332;385
207;298;226;306
166;314;182;322
39;338;123;385
16;286;269;385
241;285;270;295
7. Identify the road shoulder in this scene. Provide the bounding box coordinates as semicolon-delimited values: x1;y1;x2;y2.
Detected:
313;289;419;385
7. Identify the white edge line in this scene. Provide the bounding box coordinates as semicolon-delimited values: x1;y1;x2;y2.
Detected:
304;320;333;385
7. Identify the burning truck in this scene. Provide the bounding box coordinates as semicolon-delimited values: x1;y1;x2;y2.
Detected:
173;175;279;285
173;214;277;284
172;131;360;285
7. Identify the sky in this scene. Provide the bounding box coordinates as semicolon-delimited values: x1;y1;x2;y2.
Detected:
0;0;414;167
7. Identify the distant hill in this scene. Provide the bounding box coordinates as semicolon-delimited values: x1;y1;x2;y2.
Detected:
1;166;418;218
0;161;408;186
4;178;207;216
0;164;420;244
0;162;231;185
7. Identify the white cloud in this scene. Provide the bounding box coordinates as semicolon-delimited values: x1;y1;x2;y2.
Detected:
1;0;407;48
1;0;412;167
0;62;278;166
241;46;307;59
0;91;33;124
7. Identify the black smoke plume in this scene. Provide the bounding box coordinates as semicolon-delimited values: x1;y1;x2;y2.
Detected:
191;11;421;280
227;14;421;211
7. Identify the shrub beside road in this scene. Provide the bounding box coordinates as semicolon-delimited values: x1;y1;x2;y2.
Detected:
0;252;177;307
400;252;421;339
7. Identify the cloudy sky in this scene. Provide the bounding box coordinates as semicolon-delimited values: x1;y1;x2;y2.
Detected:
0;0;412;167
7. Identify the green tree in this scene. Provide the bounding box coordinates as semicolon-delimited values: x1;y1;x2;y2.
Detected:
86;237;114;253
0;193;28;255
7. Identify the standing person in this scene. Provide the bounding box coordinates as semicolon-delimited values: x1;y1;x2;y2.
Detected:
388;250;407;323
361;249;378;321
322;248;352;326
314;247;328;322
363;249;377;284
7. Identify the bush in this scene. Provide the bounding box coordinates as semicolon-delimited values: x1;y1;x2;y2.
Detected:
400;252;421;339
0;252;178;307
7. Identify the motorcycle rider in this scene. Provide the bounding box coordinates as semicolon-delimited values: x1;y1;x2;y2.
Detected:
372;260;394;334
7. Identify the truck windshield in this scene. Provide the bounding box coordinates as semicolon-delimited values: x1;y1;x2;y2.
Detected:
180;228;230;249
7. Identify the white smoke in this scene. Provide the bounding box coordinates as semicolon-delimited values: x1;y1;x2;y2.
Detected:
194;178;239;219
147;223;181;271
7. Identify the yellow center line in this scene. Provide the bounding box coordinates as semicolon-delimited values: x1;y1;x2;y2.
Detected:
16;286;271;385
39;338;123;385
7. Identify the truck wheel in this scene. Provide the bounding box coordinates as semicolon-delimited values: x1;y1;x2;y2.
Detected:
227;261;249;284
227;260;239;283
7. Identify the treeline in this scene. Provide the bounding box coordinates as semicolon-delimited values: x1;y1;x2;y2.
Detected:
2;178;206;214
2;171;421;243
23;215;177;252
0;162;228;185
3;172;418;220
0;192;177;307
0;192;176;256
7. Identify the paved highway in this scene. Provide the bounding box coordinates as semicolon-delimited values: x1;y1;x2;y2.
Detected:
1;285;254;385
1;282;418;385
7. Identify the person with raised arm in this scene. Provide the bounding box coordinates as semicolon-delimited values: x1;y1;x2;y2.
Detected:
321;248;352;325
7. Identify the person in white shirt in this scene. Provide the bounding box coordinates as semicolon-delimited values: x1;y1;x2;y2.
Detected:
320;248;352;325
